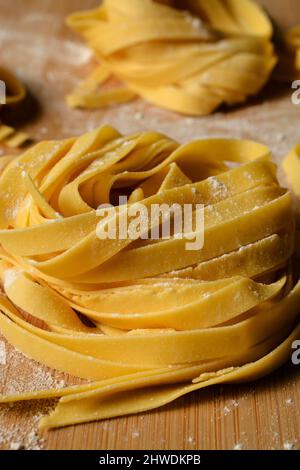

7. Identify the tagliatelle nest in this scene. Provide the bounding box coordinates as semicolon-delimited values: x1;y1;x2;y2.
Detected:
66;0;277;115
0;125;299;428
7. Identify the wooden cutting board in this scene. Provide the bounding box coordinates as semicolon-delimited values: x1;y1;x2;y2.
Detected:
0;0;300;451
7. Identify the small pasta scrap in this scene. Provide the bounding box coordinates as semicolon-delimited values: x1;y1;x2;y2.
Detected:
0;66;31;148
0;124;31;149
66;0;276;115
0;125;299;429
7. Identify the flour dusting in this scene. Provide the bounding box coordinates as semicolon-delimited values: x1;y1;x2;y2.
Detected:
0;342;6;365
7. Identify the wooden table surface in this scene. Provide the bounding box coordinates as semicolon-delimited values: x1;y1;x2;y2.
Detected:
0;0;300;451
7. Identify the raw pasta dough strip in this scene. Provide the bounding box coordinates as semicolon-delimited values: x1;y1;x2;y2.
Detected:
0;157;275;256
0;273;298;369
39;322;300;429
0;328;286;406
64;277;286;331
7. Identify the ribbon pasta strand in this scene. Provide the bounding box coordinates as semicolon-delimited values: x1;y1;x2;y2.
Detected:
0;125;299;429
283;144;300;198
66;0;276;115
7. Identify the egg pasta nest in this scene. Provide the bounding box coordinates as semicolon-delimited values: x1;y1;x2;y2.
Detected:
66;0;276;115
0;125;299;429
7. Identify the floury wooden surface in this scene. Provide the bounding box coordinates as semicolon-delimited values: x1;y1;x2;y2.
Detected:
0;0;300;450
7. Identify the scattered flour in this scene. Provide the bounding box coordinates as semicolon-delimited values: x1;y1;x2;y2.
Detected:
285;398;293;405
134;112;144;121
0;342;6;365
3;269;20;290
0;345;70;450
283;441;295;450
10;441;23;450
207;177;228;198
233;443;244;450
0;401;49;450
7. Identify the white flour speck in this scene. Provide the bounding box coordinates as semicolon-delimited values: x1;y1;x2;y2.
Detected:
284;441;295;450
208;177;228;198
0;342;6;365
233;443;244;450
10;442;22;450
134;112;144;121
3;269;20;290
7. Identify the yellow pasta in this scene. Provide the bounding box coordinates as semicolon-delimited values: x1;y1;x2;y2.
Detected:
283;144;300;197
66;0;276;115
0;67;31;148
277;25;300;81
0;125;299;429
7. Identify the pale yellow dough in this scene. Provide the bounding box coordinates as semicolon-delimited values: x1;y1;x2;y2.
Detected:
0;125;299;429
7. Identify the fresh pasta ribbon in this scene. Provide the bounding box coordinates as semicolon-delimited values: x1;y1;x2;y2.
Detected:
0;67;31;148
66;0;276;115
283;144;300;198
0;155;15;174
0;125;299;429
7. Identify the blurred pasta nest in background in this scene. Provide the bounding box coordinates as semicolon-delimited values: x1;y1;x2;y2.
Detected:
277;25;300;81
67;0;277;115
0;125;299;428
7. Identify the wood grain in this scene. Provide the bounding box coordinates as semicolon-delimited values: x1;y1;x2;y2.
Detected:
0;0;300;451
